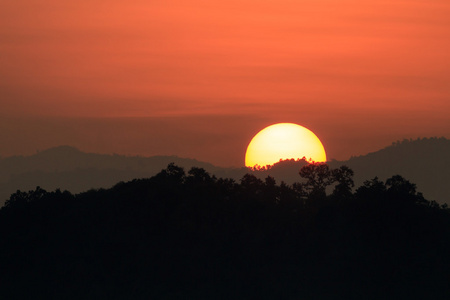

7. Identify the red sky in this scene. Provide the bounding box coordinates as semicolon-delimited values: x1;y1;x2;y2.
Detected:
1;0;449;166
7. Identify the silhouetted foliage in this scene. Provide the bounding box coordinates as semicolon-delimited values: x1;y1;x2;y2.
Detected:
331;165;355;199
298;162;333;199
0;163;449;299
2;137;449;206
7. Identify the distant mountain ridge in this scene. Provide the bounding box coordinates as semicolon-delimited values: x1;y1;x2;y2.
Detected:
242;137;450;197
1;145;221;176
0;146;247;205
1;137;449;205
340;137;450;202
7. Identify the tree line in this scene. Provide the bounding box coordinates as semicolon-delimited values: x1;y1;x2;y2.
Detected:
0;163;449;299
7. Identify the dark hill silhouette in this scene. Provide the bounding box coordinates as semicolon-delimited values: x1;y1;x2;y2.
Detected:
246;137;450;203
1;137;449;206
0;145;230;176
332;137;450;203
0;164;449;299
0;146;248;205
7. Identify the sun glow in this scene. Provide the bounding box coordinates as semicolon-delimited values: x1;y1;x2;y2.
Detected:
245;123;327;168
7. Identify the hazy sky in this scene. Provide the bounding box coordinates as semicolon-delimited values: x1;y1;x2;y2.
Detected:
1;0;449;166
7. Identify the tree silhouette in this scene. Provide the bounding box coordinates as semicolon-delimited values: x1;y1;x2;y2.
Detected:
157;162;186;183
187;167;215;184
385;174;427;206
298;162;333;199
355;176;386;201
0;163;449;299
4;186;48;209
331;165;354;199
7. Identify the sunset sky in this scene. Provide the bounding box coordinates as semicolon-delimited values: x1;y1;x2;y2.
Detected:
1;0;449;166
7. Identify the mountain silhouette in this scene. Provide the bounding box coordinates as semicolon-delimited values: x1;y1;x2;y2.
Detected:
0;146;247;205
1;137;449;206
333;137;450;203
1;162;449;299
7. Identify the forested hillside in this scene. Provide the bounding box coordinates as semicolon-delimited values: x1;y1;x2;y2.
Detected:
1;163;449;299
1;137;448;206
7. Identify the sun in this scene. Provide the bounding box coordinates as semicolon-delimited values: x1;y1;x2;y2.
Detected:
245;123;327;168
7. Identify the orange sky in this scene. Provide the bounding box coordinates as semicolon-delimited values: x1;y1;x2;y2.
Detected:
1;0;449;166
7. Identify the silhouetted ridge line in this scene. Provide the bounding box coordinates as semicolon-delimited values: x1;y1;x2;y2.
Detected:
0;137;449;206
1;163;449;299
337;137;450;203
348;137;450;160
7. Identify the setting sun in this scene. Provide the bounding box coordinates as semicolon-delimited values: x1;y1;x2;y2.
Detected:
245;123;327;168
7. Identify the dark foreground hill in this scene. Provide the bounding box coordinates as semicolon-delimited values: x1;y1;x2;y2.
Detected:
1;164;449;299
1;137;449;205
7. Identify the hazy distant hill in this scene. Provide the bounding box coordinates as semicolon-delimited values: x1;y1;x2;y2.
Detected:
0;146;247;205
1;137;449;205
337;137;450;203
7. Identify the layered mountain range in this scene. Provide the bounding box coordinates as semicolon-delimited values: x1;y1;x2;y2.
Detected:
1;137;449;205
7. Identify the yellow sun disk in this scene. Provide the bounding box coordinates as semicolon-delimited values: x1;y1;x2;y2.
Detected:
245;123;327;167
